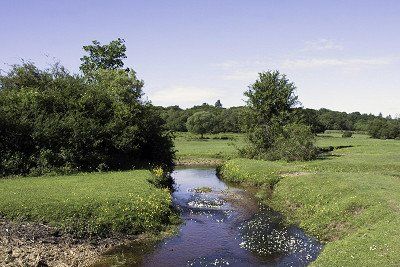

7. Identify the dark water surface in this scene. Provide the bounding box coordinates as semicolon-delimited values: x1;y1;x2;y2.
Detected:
97;168;322;266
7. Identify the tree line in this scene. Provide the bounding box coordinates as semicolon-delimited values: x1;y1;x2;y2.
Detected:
156;102;400;139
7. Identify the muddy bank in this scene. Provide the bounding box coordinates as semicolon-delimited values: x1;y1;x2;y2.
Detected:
0;219;137;267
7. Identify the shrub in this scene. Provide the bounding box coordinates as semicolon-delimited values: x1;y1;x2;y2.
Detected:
242;123;318;161
342;131;353;138
0;63;174;176
270;123;318;161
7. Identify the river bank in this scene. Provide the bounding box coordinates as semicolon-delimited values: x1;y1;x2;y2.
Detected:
95;168;322;266
218;134;400;266
0;170;177;267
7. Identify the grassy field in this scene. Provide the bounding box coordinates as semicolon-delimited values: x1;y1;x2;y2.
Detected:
218;133;400;266
174;132;244;164
0;170;175;237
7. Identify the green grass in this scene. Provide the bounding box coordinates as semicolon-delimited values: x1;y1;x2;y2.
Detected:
0;170;174;237
174;132;244;163
219;134;400;266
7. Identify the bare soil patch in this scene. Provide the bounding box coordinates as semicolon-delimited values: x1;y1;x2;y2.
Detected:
0;219;134;267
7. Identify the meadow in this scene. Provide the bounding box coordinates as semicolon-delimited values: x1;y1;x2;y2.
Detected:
174;132;244;164
218;133;400;266
0;170;174;237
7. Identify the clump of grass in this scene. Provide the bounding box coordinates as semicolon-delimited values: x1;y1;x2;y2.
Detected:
0;170;175;237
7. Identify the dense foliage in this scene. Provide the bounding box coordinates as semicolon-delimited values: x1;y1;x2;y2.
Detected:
186;111;216;138
242;71;318;161
80;38;127;76
155;103;244;134
0;40;174;177
160;106;398;151
156;104;399;140
368;118;400;139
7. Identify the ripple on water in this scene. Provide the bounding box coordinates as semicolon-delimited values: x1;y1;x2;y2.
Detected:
187;197;225;209
238;208;323;265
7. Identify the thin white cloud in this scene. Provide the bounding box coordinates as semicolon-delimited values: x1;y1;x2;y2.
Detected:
222;70;258;81
212;60;241;69
303;39;343;51
214;60;275;81
214;55;398;83
149;85;221;107
281;57;392;69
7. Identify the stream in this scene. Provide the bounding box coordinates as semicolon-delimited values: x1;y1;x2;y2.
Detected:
97;168;322;266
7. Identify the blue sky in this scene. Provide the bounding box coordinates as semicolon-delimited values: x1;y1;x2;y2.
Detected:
1;0;399;116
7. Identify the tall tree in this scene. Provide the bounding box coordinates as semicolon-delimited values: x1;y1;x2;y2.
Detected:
80;38;127;75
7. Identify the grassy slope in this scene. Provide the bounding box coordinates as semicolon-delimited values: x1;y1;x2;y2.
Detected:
219;134;400;266
0;170;174;237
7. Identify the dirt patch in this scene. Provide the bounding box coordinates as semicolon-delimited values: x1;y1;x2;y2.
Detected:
0;218;136;267
388;200;400;213
285;200;302;212
326;221;352;242
346;204;365;216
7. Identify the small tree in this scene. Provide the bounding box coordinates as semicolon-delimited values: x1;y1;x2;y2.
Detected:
242;70;317;161
186;111;215;138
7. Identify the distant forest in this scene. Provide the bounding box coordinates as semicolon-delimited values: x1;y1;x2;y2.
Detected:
156;101;400;140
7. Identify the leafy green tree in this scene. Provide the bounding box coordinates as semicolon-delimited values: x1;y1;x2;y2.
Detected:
244;71;299;150
245;71;299;126
80;38;127;75
242;70;317;161
294;108;326;133
186;111;215;138
0;40;175;177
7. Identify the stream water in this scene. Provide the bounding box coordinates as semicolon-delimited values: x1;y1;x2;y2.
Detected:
97;168;322;266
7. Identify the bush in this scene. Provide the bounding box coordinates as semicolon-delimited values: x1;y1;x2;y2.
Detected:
0;63;174;176
242;123;318;161
270;123;318;161
342;131;353;138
